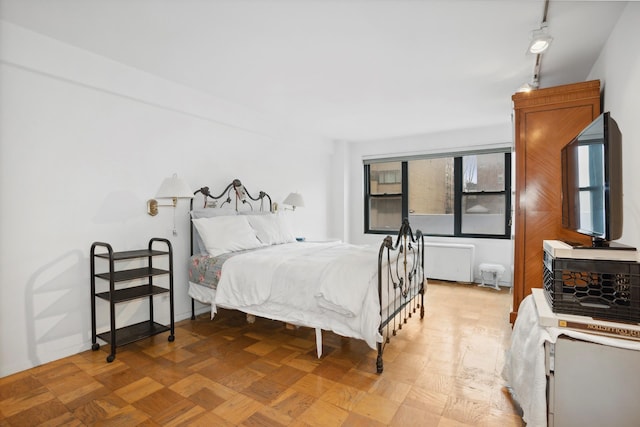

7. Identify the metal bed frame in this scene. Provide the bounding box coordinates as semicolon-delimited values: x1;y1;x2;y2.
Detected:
188;179;426;373
377;218;425;372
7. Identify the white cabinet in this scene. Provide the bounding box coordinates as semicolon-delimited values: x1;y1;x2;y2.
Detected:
546;336;640;427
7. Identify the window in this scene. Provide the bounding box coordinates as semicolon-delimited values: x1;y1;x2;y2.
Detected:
408;157;454;234
365;151;511;238
460;152;509;235
365;162;404;232
577;143;605;233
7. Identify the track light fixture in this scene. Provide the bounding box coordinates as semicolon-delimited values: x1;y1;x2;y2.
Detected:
518;0;551;92
528;25;553;54
517;80;540;93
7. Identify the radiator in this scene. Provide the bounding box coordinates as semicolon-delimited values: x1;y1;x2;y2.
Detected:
424;243;475;282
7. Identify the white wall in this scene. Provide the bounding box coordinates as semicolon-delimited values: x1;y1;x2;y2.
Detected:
587;2;640;251
337;123;515;286
0;22;333;377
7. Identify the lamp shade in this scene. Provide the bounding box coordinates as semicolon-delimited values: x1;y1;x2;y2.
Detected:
283;192;305;209
155;173;193;199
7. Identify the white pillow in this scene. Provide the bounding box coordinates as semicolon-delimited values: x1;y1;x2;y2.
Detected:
190;208;237;253
247;214;296;245
192;216;263;256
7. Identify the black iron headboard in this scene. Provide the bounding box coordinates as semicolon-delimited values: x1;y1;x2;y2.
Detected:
190;178;273;212
189;179;273;255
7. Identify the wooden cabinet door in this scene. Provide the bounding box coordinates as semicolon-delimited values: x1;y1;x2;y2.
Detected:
511;81;600;322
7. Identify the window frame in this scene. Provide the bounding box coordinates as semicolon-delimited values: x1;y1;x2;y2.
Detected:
364;151;511;239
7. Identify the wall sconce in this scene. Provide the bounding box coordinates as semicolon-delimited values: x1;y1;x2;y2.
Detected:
147;173;193;216
282;192;305;211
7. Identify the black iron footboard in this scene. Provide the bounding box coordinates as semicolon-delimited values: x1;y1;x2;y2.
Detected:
376;218;426;373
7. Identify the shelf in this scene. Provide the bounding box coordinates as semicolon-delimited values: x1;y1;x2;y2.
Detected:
96;320;170;347
95;284;169;303
95;267;169;282
94;249;169;260
91;238;174;362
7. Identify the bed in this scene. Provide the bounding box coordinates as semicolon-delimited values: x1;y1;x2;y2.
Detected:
187;179;426;373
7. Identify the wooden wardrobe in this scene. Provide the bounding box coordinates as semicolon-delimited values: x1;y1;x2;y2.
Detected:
511;80;601;323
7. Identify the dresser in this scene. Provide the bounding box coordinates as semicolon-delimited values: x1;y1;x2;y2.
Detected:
511;80;601;323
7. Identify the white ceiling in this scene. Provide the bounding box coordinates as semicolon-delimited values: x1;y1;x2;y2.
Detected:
0;0;627;141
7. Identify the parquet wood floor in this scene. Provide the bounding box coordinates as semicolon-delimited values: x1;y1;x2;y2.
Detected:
0;282;524;426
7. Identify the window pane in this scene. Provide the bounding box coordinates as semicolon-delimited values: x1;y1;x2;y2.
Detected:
578;144;605;234
463;153;505;192
461;194;505;235
408;158;454;235
369;162;402;195
369;196;402;231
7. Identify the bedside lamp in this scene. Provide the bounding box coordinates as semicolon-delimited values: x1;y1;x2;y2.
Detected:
283;192;305;211
147;173;194;216
147;174;193;236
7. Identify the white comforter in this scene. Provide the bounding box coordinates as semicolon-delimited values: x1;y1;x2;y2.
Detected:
214;241;383;348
